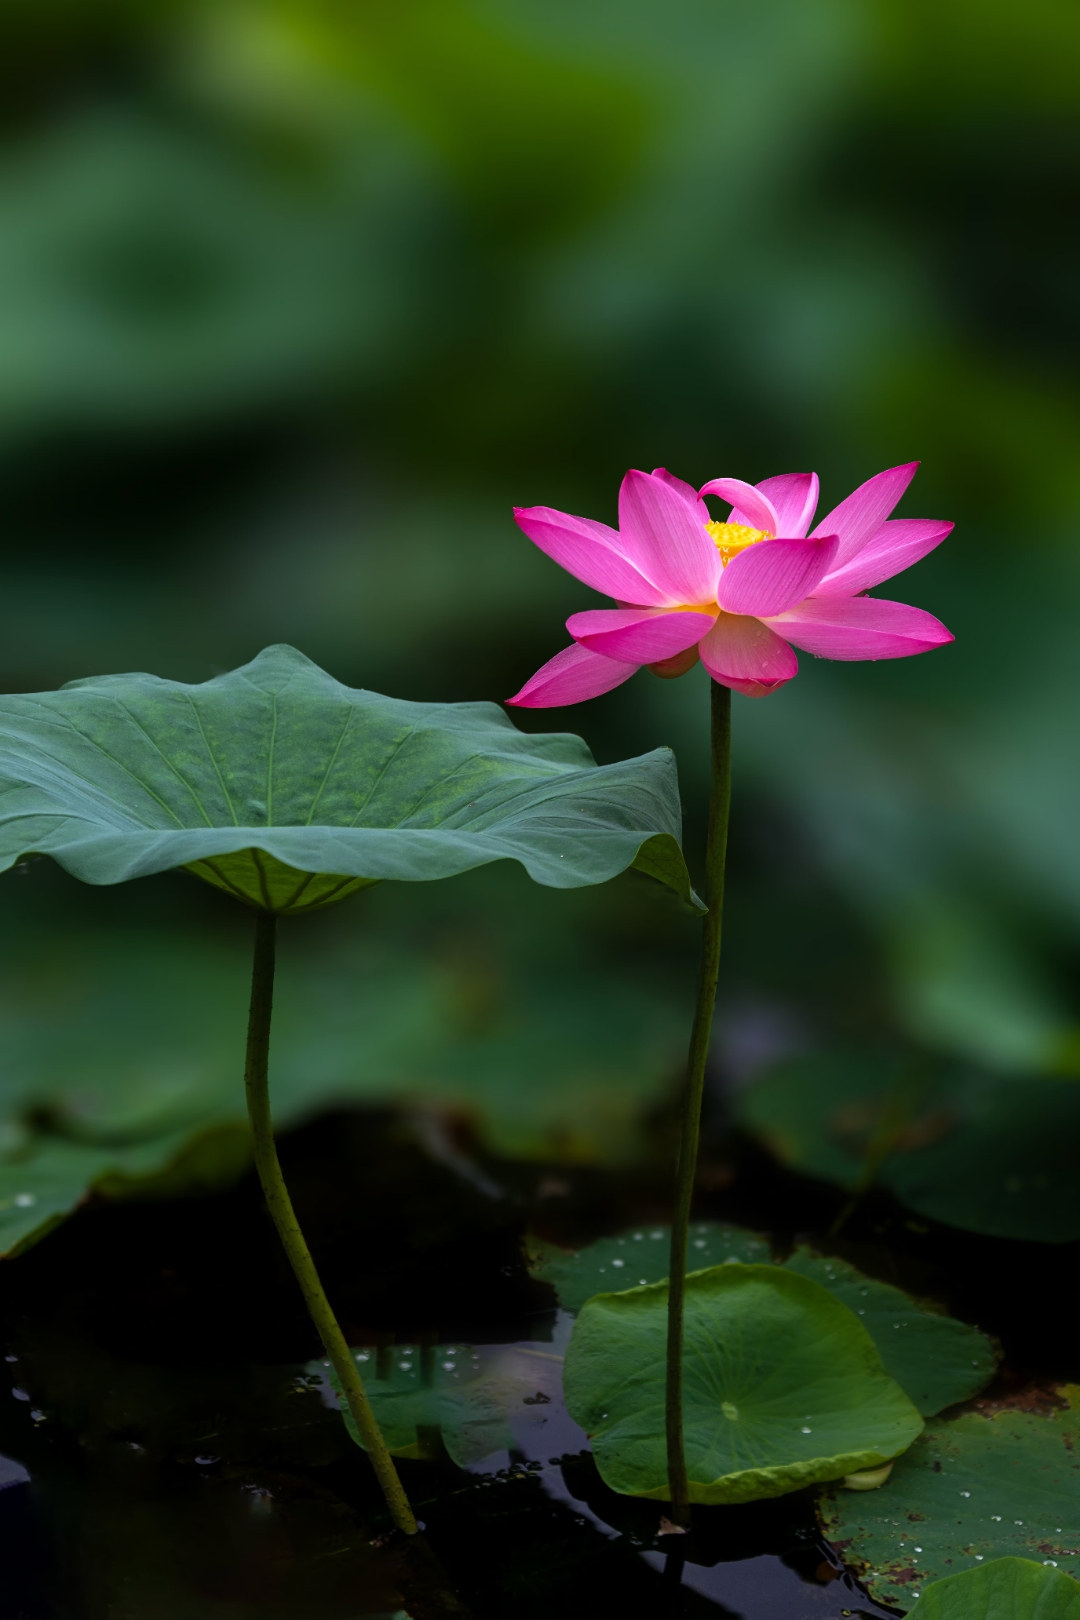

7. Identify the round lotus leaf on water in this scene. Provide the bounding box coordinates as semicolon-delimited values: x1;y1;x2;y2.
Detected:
736;1053;1080;1243
820;1385;1080;1609
532;1227;993;1421
783;1250;996;1417
563;1263;923;1504
913;1557;1080;1618
531;1221;770;1313
0;645;695;914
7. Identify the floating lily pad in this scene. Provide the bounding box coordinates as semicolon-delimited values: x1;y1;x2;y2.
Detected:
317;1346;533;1469
914;1557;1080;1617
783;1250;996;1417
563;1263;923;1504
820;1385;1080;1609
531;1221;769;1313
532;1226;993;1421
0;644;694;913
736;1053;1080;1242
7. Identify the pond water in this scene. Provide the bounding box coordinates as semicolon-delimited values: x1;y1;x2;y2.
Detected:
0;1104;1073;1618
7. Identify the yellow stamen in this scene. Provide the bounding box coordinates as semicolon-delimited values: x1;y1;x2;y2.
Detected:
706;520;773;564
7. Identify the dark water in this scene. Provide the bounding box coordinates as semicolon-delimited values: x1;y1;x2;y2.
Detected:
0;1106;1072;1618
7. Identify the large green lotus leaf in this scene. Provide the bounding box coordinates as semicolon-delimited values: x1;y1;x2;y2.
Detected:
819;1385;1080;1609
783;1250;996;1418
913;1558;1080;1618
0;645;694;913
562;1263;923;1504
317;1345;533;1469
0;923;685;1255
736;1053;1080;1243
530;1221;770;1313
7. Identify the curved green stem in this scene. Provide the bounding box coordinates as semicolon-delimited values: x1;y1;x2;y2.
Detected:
244;910;417;1535
666;679;732;1527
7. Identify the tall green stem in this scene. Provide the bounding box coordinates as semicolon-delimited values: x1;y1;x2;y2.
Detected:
244;909;417;1536
665;679;732;1527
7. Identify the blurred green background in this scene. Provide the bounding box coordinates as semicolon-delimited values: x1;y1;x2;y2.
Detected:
0;0;1078;1221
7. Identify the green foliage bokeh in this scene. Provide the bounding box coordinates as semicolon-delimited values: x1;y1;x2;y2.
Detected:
0;0;1076;1178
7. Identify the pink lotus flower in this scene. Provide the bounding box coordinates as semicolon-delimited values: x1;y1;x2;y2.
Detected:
507;464;953;705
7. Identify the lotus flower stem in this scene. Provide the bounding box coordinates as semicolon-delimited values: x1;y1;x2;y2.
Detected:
666;680;732;1527
243;910;418;1536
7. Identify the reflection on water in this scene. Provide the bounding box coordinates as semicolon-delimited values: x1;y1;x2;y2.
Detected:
0;1116;908;1619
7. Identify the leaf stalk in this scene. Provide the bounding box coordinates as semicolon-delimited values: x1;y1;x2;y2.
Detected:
243;909;417;1534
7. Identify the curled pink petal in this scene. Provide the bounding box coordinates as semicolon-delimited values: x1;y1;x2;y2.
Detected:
618;470;720;604
814;519;954;598
651;467;711;523
507;642;638;708
514;506;668;607
752;472;819;537
716;535;838;617
811;462;918;569
764;595;954;660
568;606;717;663
697;477;780;536
699;613;799;697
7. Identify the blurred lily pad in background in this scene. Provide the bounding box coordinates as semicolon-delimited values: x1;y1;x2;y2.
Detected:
735;1052;1080;1242
0;863;690;1255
